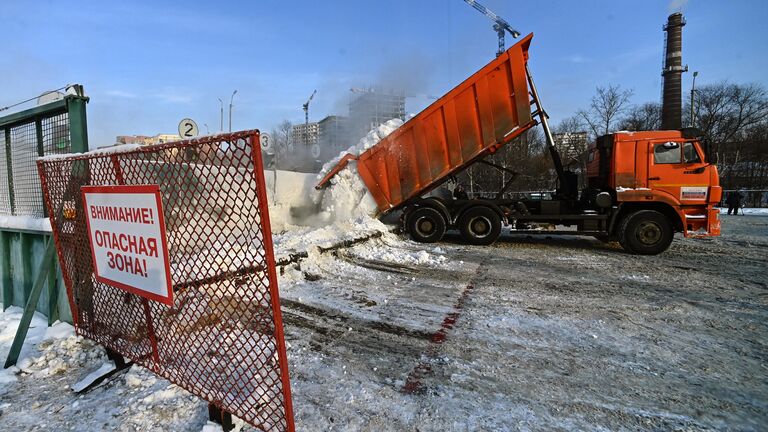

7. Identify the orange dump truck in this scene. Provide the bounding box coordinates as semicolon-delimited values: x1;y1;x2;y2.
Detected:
318;34;721;254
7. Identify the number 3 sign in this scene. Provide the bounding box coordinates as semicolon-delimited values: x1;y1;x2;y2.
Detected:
178;118;199;139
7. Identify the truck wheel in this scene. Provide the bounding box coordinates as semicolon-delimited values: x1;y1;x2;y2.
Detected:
618;210;673;255
458;206;501;246
406;207;446;243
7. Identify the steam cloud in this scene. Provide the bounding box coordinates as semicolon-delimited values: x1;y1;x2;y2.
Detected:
668;0;689;13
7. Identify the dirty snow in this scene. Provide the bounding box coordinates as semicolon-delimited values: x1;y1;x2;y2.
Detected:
2;214;767;431
717;206;768;215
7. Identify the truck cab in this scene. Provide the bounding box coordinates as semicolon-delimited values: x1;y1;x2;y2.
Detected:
584;129;721;253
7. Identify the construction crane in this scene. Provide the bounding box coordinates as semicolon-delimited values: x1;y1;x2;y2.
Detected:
302;89;317;125
462;0;520;57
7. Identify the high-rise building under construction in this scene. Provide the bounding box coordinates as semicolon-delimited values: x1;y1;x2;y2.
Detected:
348;89;405;143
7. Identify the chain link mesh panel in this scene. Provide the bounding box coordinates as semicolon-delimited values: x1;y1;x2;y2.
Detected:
37;131;294;431
0;129;10;214
1;110;71;217
10;122;40;216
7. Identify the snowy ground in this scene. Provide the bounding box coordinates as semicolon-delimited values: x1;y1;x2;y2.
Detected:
1;213;766;431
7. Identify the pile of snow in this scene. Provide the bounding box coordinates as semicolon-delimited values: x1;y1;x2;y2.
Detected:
315;164;379;223
273;216;387;257
309;118;404;225
352;239;448;266
263;119;404;230
0;306;97;389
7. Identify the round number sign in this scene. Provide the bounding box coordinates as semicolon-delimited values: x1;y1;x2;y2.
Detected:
178;118;199;139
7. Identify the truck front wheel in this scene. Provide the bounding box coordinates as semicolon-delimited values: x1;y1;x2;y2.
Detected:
406;207;446;243
618;210;674;255
458;206;502;246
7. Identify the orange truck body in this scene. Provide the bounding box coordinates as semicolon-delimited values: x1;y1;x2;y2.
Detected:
318;34;537;213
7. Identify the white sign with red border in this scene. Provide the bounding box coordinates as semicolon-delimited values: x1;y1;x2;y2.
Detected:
81;185;173;305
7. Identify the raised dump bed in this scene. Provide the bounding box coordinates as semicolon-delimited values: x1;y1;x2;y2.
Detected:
318;34;537;214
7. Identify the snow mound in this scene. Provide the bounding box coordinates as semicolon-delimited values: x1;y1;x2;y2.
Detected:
351;235;448;266
316;163;379;222
310;118;404;224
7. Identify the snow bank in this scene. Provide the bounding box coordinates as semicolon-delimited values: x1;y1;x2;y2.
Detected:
38;143;143;161
263;169;321;231
0;215;52;232
0;306;81;387
717;207;768;215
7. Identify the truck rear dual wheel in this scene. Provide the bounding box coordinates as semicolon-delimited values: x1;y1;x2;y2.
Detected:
406;207;446;243
458;206;502;246
618;210;674;255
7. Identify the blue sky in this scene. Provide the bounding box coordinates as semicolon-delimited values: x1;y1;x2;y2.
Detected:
2;0;767;147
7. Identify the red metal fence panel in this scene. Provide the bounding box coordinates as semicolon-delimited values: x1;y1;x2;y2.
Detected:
37;130;294;431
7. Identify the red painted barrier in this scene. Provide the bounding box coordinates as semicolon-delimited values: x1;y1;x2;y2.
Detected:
37;131;294;431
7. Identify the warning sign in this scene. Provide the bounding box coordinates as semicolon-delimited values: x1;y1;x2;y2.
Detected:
81;185;173;305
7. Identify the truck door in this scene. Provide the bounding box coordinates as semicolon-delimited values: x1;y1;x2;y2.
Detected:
647;140;709;203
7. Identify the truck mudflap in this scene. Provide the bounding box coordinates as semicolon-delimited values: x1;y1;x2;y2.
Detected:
683;207;721;237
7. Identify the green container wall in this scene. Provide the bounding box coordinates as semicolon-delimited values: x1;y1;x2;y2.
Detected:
0;229;72;324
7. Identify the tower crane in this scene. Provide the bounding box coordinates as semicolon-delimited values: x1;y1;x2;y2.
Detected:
302;89;317;147
462;0;520;57
302;89;317;125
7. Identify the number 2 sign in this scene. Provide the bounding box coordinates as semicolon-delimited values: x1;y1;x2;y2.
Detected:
178;118;199;139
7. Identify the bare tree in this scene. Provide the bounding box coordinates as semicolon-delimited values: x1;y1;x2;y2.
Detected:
554;115;584;135
620;102;662;131
693;82;768;155
577;85;634;137
270;120;293;170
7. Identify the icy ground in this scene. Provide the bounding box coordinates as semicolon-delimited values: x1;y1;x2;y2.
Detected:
2;214;767;431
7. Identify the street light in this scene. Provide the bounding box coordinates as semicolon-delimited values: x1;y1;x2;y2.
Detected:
203;123;210;134
690;71;699;127
217;98;224;132
229;90;238;132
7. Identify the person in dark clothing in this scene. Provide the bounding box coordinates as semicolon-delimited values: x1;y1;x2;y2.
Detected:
726;190;743;215
453;184;469;200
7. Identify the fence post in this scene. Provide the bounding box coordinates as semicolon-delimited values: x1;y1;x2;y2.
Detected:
0;230;11;310
3;237;56;368
4;129;14;214
66;96;89;153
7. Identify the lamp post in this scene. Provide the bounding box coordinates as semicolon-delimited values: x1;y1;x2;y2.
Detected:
229;90;238;132
203;123;210;134
217;98;224;132
690;71;699;127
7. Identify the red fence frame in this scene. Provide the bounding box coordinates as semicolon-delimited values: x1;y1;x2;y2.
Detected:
37;130;294;431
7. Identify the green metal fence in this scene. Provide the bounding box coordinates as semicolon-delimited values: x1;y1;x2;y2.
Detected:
0;94;89;324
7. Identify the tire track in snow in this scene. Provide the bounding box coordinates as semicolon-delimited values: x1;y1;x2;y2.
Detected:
401;260;482;395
